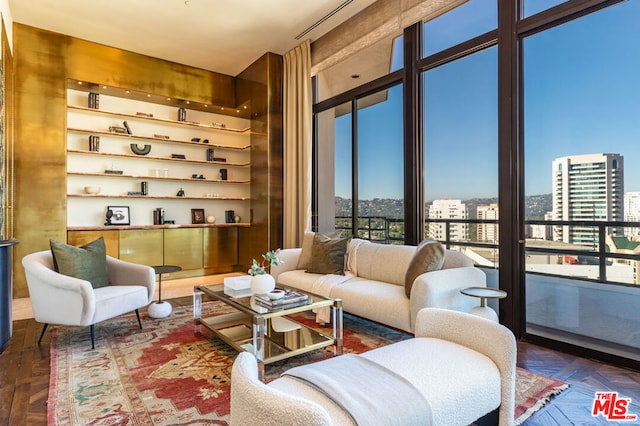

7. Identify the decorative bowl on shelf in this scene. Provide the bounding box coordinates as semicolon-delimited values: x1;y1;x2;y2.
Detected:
84;186;101;194
267;289;285;300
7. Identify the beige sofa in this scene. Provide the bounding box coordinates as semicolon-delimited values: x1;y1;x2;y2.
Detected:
271;239;486;333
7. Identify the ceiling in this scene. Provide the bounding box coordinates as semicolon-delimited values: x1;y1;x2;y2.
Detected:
8;0;378;76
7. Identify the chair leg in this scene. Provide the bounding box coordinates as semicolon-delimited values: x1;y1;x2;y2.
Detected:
90;324;95;349
135;309;143;329
37;323;48;344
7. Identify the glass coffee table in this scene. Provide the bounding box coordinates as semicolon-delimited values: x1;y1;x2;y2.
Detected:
193;284;343;380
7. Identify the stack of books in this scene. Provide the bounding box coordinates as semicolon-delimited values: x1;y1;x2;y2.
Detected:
254;289;309;309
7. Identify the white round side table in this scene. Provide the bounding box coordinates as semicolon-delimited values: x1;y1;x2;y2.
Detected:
460;287;507;322
148;265;181;318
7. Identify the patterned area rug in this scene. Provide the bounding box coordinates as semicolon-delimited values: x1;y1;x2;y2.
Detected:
48;302;568;425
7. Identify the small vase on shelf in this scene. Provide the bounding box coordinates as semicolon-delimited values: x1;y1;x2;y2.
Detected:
250;274;275;295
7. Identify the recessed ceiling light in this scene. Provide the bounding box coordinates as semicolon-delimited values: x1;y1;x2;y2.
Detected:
204;104;208;107
102;85;107;89
147;94;151;97
77;81;82;85
125;90;130;93
243;106;247;109
221;107;225;110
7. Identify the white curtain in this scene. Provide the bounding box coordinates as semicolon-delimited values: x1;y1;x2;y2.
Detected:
283;40;312;248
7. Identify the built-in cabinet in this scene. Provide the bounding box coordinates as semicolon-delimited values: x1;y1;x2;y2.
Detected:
65;83;252;274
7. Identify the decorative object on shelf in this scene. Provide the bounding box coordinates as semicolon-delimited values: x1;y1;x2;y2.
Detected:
191;137;201;142
89;135;100;152
191;174;205;179
164;220;175;224
123;121;132;135
206;148;214;161
127;191;144;195
153;208;165;225
109;126;128;134
130;144;151;155
104;169;124;175
178;107;186;122
154;134;170;139
106;206;130;225
206;215;216;224
171;153;186;159
234;215;241;223
83;186;101;194
213;157;227;162
88;92;99;109
225;210;235;223
248;249;282;295
203;139;209;144
220;169;228;180
153;168;160;177
191;208;205;224
163;168;169;177
141;181;148;196
136;112;153;118
211;122;226;128
176;188;185;197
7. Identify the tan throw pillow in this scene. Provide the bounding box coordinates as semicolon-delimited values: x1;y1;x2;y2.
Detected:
404;239;445;297
296;231;316;270
50;237;110;289
307;234;351;275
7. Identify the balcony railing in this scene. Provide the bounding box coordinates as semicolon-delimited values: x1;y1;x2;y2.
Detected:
335;215;640;285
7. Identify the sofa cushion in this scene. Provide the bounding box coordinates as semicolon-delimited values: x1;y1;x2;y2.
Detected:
296;231;316;270
404;239;445;297
50;237;109;289
354;243;416;286
308;234;351;275
330;278;412;332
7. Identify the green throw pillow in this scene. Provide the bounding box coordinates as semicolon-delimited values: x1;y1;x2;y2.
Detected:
50;237;110;289
404;239;445;297
307;234;351;275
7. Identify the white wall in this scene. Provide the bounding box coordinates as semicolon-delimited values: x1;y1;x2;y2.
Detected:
0;0;13;51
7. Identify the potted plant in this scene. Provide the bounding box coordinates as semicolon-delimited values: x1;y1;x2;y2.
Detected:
248;249;283;295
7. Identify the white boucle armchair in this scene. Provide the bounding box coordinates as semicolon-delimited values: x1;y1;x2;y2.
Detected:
231;308;517;426
22;250;155;348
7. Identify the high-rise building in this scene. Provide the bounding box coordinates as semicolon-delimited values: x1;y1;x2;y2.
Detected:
551;153;624;247
624;192;640;237
427;199;468;241
477;204;499;243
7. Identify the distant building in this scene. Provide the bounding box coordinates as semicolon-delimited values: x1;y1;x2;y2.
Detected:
551;153;624;247
477;204;499;243
529;211;553;240
624;192;640;237
427;199;468;241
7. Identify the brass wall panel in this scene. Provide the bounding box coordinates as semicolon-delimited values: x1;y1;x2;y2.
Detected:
236;53;284;270
203;227;238;272
119;229;163;266
164;228;203;270
12;24;241;297
2;21;14;242
67;230;119;258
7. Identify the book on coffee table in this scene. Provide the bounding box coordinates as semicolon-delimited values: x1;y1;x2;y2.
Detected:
254;289;309;307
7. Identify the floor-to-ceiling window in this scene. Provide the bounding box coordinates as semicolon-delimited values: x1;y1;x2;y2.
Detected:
312;0;639;369
523;0;640;362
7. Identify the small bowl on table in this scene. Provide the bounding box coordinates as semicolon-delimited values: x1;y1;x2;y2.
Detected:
84;186;101;195
267;289;286;300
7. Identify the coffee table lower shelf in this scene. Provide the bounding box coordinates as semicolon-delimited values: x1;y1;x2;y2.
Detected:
197;311;337;365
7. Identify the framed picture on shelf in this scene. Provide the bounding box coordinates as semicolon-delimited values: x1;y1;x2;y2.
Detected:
107;206;130;225
191;208;205;224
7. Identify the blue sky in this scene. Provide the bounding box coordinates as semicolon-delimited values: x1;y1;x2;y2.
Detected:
334;0;640;202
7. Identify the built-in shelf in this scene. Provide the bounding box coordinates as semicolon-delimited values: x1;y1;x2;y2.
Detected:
67;127;250;150
67;149;250;167
67;171;250;184
68;194;250;200
68;105;250;133
67;223;251;231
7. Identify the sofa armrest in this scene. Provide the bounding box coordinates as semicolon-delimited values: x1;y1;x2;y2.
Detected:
270;248;302;281
106;256;156;303
409;266;486;331
414;308;516;426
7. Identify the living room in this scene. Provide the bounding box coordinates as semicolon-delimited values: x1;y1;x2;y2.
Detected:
2;0;640;424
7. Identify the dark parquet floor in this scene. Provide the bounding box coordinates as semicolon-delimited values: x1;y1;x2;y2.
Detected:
2;296;639;425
